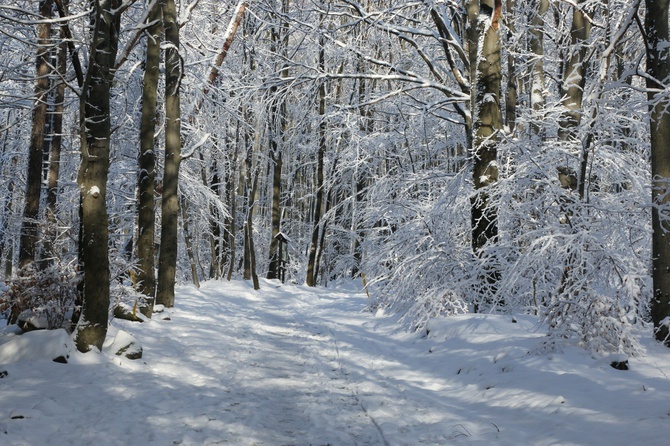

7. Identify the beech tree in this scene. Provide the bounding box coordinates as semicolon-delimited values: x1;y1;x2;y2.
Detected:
18;0;53;270
136;0;161;314
646;0;670;346
74;0;122;352
156;0;183;308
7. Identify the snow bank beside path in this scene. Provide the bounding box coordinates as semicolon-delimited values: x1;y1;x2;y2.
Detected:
1;278;670;445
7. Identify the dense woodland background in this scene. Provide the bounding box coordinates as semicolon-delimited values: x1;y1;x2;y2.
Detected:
0;0;669;355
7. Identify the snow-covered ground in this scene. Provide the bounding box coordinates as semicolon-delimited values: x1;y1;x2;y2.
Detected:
1;279;670;445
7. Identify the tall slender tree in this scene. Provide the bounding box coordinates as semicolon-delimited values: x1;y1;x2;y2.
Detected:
267;0;289;281
136;0;162;315
306;36;327;287
43;6;69;268
470;0;503;302
19;0;53;270
646;0;670;346
156;0;183;308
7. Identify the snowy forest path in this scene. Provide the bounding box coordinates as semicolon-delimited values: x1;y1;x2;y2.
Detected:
140;279;391;445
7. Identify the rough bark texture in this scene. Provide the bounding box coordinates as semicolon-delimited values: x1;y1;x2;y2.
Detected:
19;0;53;269
156;0;182;308
136;1;162;313
74;0;120;352
646;0;670;346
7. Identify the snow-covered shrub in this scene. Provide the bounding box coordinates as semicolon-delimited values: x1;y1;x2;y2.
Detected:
0;262;80;331
362;168;473;329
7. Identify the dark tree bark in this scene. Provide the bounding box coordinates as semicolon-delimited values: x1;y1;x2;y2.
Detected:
267;0;289;281
19;0;53;269
646;0;670;346
180;194;201;288
156;0;182;308
241;135;260;289
351;56;374;279
267;138;283;280
74;0;120;352
207;157;223;279
136;0;162;315
306;42;327;287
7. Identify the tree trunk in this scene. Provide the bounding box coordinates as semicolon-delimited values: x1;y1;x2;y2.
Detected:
226;121;241;281
136;0;161;314
43;24;68;267
646;0;670;346
529;0;549;138
306;43;327;287
505;0;517;132
558;1;591;200
558;1;591;141
207;157;223;279
470;1;503;307
180;194;200;288
242;117;260;289
0;115;17;279
267;1;289;281
156;0;182;308
19;0;53;270
74;0;120;352
267;144;283;280
471;1;502;252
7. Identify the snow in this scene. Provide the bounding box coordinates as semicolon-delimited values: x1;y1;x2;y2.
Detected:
1;279;670;445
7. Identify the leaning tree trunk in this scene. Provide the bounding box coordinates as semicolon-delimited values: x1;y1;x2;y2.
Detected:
646;0;670;346
156;0;182;308
136;0;162;315
74;0;120;352
19;0;53;270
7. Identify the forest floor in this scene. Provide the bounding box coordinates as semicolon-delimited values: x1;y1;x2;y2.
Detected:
1;278;670;445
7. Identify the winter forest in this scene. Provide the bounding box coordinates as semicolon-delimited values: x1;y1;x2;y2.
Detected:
1;0;670;360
